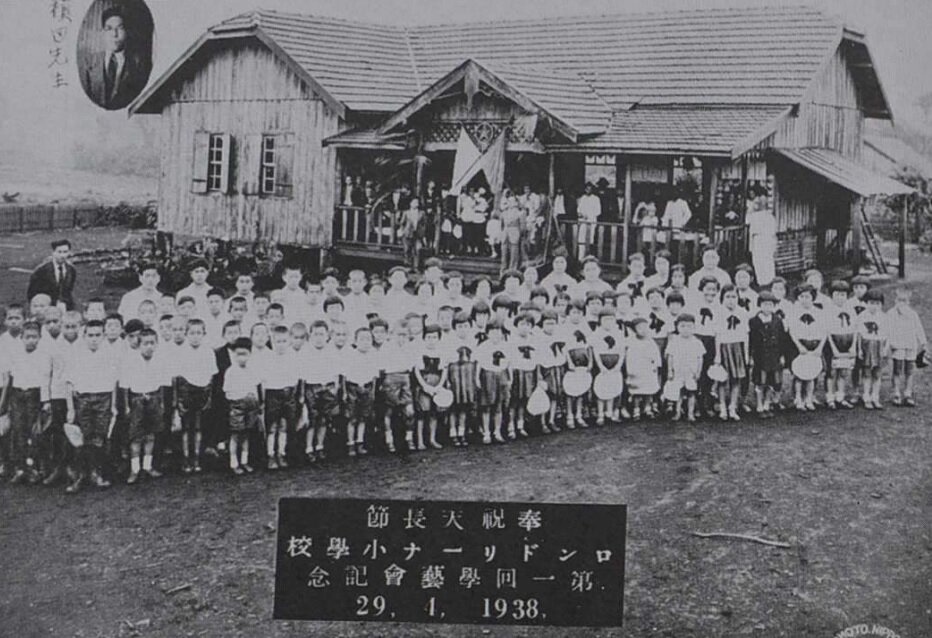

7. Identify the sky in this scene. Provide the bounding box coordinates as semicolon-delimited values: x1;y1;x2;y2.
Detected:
0;0;930;167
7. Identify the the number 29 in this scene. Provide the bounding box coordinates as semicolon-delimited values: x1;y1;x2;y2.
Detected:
355;595;386;616
482;597;541;620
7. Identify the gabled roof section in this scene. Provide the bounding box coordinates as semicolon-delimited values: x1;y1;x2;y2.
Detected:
378;59;611;142
132;5;894;126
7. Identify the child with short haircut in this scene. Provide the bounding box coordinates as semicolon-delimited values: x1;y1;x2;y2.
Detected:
223;337;263;475
204;287;228;346
824;281;857;409
886;288;927;406
804;269;832;309
789;285;826;411
768;277;794;321
507;312;539;438
290;322;308;352
1;321;51;484
540;251;577;300
535;308;564;433
645;250;672;290
301;320;340;462
694;277;722;415
626;317;662;419
177;259;211;311
261;325;301;469
856;290;888;408
476;319;511;443
619;252;647;301
228;296;248;326
369;317;389;350
266;303;286;329
553;293;571;323
234;272;256;310
158;295;176;319
666;264;697;309
277;264;306;319
103;313;125;350
714;285;750;421
176;296;197;321
665;314;705;422
121;328;171;484
249;322;273;369
84;298;107;323
848;276;870;316
446;311;477;445
343;327;378;456
137;299;157;329
748;291;785;417
584;291;604;331
63;320;118;493
413;324;449;450
645;287;672;352
158;314;174;344
733;264;758;313
591;309;624;425
174;318;216;473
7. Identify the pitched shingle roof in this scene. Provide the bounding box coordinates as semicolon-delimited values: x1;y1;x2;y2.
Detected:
133;4;893;153
551;106;790;155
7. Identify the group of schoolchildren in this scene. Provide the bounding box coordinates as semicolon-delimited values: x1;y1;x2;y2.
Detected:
0;245;926;494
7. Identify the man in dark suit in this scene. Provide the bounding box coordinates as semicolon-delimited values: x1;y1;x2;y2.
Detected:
81;6;150;110
28;239;77;310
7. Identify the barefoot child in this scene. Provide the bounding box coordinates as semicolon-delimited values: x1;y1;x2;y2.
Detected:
475;319;511;444
886;288;927;406
261;325;301;469
413;324;449;450
748;291;785;417
223;337;263;475
174;318;217;473
714;285;750;421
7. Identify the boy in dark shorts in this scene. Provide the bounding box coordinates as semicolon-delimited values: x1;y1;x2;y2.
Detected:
223;337;263;475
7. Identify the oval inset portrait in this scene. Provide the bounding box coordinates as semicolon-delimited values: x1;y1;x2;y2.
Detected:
77;0;154;111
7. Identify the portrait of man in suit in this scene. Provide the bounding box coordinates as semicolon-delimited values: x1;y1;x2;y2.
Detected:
27;239;78;311
78;4;153;111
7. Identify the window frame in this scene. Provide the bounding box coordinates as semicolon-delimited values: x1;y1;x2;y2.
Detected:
260;135;277;196
207;133;226;192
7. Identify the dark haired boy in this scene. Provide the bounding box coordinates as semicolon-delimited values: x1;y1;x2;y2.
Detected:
121;328;171;484
223;337;263;475
174;319;217;473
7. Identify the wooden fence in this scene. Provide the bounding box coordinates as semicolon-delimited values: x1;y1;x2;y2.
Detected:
0;204;113;234
560;220;749;272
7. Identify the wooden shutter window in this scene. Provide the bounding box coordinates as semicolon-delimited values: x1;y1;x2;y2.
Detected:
218;132;232;194
274;133;295;199
191;131;210;194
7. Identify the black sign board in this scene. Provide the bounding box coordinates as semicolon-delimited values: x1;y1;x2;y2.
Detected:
273;498;625;628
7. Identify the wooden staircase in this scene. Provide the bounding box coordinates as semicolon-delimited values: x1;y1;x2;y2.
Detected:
860;208;888;275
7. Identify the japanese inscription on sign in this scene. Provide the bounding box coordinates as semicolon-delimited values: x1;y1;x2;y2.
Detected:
274;498;626;627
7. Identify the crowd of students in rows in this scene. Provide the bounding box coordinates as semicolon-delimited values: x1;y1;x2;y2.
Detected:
0;246;926;494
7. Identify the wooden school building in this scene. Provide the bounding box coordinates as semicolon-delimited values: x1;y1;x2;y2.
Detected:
130;5;913;277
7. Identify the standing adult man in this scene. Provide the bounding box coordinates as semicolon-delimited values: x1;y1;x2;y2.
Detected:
28;239;77;311
117;262;163;321
577;182;602;259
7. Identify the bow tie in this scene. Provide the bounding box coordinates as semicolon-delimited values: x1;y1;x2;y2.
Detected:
738;297;751;311
700;308;713;325
727;316;741;330
800;314;815;325
518;345;534;359
649;313;665;333
865;321;879;335
603;335;616;349
839;312;851;327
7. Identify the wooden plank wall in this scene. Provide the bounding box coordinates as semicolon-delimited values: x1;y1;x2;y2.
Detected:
771;44;863;158
157;40;340;246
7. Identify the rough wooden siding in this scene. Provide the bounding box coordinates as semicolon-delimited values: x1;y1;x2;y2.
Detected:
771;44;863;157
772;159;819;233
157;40;340;246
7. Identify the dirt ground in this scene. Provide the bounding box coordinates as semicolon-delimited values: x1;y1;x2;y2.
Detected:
1;232;930;637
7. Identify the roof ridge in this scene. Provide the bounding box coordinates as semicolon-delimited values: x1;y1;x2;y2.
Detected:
240;4;834;32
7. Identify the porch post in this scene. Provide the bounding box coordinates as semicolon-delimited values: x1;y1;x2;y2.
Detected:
708;161;718;238
548;153;556;199
621;155;632;267
850;198;862;276
899;194;908;279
